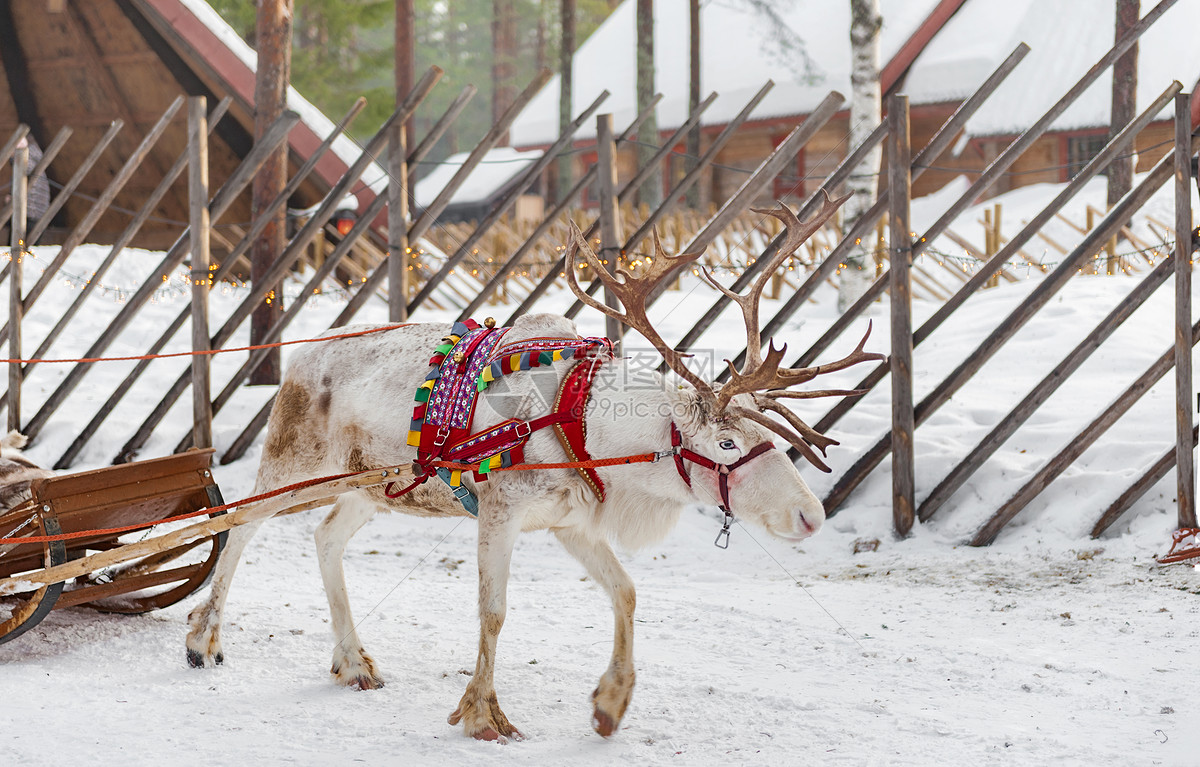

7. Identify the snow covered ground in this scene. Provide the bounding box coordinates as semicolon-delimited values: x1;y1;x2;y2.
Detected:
3;173;1200;765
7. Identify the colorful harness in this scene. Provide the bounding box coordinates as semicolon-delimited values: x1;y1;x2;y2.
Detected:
403;319;613;514
394;318;783;548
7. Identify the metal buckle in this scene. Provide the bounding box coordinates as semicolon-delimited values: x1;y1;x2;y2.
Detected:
651;446;678;463
515;420;532;439
713;508;734;549
452;485;472;501
433;427;450;447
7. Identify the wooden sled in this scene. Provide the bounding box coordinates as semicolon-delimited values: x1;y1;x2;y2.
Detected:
0;449;227;645
0;455;409;647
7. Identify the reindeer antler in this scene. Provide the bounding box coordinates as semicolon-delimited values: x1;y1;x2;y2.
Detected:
565;223;717;401
567;195;886;473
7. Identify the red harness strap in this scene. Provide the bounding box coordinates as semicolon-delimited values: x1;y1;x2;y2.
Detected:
552;357;609;501
670;422;775;513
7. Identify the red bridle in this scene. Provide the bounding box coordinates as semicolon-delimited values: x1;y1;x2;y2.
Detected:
667;422;777;548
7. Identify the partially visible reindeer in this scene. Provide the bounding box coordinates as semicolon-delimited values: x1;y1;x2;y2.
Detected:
0;431;54;514
186;194;883;741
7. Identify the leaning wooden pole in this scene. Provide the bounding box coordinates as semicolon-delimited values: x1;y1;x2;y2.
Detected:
18;99;233;377
812;80;1182;441
971;318;1200;547
188;97;213;450
888;94;914;537
460;93;669;321
31;111;301;458
7;144;27;433
824;137;1198;515
1174;92;1196;529
722;43;1032;380
111;80;440;465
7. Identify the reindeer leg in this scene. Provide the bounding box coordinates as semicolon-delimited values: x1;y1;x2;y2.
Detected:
185;518;267;668
316;494;383;690
448;502;524;742
554;527;636;737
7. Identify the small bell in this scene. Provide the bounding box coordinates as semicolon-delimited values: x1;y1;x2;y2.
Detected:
484;317;496;328
452;350;466;364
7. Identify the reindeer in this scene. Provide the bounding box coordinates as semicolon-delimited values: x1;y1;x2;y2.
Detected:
185;194;883;741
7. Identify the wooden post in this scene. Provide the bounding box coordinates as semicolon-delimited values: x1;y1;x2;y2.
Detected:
557;0;575;202
1174;91;1195;528
596;113;624;350
250;0;292;385
8;144;26;432
388;108;410;322
188;97;212;450
888;94;914;537
391;0;414;321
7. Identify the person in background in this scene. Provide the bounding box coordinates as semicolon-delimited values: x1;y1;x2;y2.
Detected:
4;135;51;230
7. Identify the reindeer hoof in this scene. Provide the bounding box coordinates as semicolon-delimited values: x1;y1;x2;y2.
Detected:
448;694;523;743
593;708;617;737
331;651;384;690
185;648;223;668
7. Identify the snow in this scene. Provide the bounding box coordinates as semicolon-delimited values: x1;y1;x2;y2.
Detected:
509;0;942;146
3;174;1200;764
908;0;1200;137
414;147;544;208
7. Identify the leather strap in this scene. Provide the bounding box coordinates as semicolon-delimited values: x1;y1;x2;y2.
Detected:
552;357;609;501
670;422;775;512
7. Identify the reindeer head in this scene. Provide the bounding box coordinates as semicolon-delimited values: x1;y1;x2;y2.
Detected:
565;193;884;542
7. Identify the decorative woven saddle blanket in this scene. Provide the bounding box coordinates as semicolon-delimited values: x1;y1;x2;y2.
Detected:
406;319;613;514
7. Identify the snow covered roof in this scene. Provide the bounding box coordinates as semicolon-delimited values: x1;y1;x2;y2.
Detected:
414;147;544;209
509;0;945;147
149;0;388;207
907;0;1200;137
510;0;1200;149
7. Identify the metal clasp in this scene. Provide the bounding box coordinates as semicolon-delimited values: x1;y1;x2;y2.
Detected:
515;420;532;439
652;446;679;463
433;427;450;447
714;508;734;549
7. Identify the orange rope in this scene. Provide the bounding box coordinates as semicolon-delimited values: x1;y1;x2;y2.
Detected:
0;452;660;545
0;323;413;365
431;453;657;472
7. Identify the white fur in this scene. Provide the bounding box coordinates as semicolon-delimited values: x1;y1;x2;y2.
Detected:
186;314;826;739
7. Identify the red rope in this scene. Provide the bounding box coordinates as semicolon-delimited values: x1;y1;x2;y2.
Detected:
0;323;413;365
0;469;365;545
0;452;660;545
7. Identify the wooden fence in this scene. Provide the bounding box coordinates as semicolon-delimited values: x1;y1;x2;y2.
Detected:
2;0;1196;546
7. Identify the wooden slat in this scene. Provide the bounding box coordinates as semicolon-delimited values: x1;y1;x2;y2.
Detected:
8;146;28;432
888;95;915;537
816;81;1186;502
1173;93;1196;528
918;256;1174;521
971;319;1200;546
18;99;232;376
189;97;212;450
112;79;434;462
825;135;1198;514
1092;427;1199;537
722;43;1032;380
32;109;301;463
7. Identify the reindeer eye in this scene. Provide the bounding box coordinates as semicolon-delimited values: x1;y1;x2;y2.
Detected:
719;439;737;451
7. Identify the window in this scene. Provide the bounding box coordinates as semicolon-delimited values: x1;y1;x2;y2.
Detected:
1065;133;1108;178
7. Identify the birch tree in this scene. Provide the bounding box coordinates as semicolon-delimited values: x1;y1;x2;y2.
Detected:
837;0;882;314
